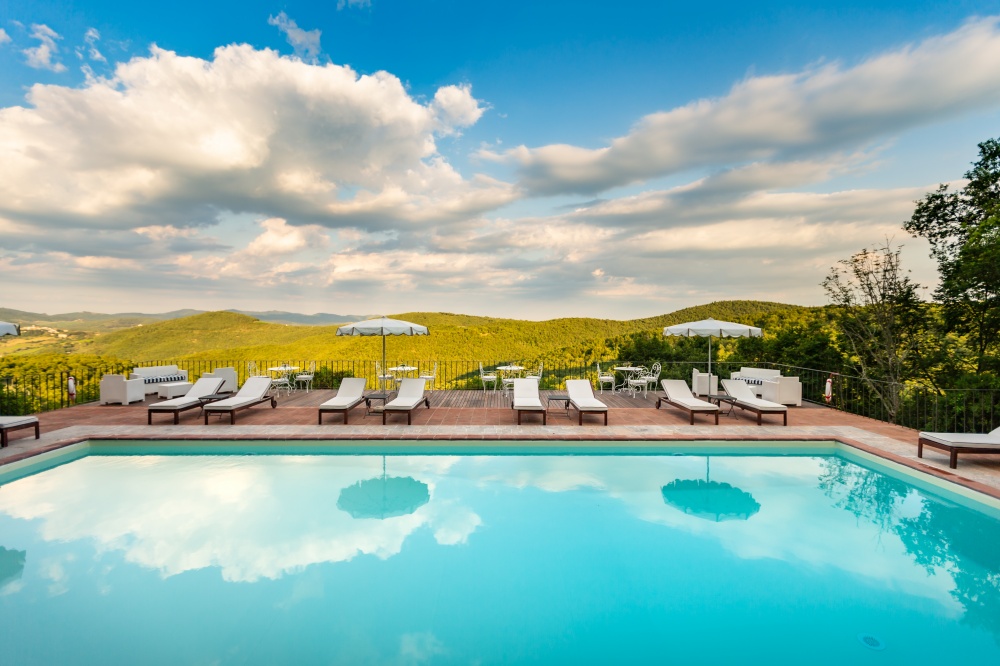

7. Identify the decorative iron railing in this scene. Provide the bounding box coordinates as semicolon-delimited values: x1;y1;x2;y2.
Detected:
2;359;998;434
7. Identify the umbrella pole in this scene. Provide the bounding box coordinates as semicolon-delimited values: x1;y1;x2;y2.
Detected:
382;334;387;392
708;336;712;386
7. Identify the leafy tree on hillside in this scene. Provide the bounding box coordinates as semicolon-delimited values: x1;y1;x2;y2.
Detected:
822;243;927;421
906;138;1000;375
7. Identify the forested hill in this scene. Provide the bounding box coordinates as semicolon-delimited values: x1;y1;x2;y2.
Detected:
59;300;815;362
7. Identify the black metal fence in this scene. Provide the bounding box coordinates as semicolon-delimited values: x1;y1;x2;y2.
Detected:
2;358;998;434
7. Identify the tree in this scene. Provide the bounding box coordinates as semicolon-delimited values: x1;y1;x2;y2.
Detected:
822;242;926;421
906;138;1000;375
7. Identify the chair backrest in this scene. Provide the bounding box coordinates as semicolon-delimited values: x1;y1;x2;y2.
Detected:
648;362;661;377
479;362;494;378
188;377;225;398
421;362;437;376
661;379;694;400
513;377;539;400
237;376;273;399
721;379;755;400
397;378;426;398
566;379;595;401
338;377;367;398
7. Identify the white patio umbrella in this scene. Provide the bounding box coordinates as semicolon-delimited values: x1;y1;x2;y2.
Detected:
0;321;20;337
663;318;762;379
336;316;429;391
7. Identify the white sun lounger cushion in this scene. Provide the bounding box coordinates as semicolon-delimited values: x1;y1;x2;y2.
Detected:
918;427;1000;446
513;378;544;411
320;378;368;409
565;380;608;411
721;379;786;411
148;377;225;411
660;380;718;411
206;376;273;410
385;378;428;410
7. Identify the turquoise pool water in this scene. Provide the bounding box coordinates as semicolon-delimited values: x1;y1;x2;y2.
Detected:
0;442;998;664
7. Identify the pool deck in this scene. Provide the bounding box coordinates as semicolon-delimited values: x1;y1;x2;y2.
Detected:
2;388;999;497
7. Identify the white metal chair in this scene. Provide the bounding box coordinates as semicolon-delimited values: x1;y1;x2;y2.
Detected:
418;362;438;391
500;364;520;394
375;361;395;392
479;363;498;392
271;369;293;396
637;362;661;398
627;366;649;398
525;362;543;382
596;363;615;393
247;361;268;377
295;361;316;392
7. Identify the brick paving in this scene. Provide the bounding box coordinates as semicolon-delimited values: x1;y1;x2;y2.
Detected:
2;388;999;497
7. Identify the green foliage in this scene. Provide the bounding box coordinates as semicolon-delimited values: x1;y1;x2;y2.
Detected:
906;137;1000;375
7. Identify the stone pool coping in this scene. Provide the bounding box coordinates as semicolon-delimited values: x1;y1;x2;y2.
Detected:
1;423;998;500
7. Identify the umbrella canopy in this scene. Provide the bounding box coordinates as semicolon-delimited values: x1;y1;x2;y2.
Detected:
661;479;761;522
337;457;430;519
337;316;429;390
0;321;20;337
661;457;760;522
663;317;762;379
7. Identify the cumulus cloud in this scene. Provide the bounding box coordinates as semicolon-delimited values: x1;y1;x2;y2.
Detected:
483;16;1000;195
0;43;506;240
244;217;329;257
268;12;322;62
22;24;66;72
0;28;11;46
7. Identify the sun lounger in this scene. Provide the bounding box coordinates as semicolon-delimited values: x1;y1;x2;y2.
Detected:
917;427;1000;469
383;378;430;425
512;378;546;425
0;416;40;448
147;376;226;425
720;379;788;425
318;378;368;424
565;379;608;425
656;379;719;425
203;376;276;425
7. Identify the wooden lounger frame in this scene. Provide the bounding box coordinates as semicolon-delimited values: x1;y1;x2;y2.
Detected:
149;401;208;425
918;436;1000;469
655;396;719;425
318;397;366;424
730;400;787;426
1;419;40;447
569;405;608;426
204;395;277;424
512;403;546;425
382;397;431;425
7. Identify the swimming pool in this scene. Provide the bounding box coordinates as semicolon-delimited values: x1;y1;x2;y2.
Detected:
1;441;998;664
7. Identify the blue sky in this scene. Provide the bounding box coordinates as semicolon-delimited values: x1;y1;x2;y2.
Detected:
1;1;999;318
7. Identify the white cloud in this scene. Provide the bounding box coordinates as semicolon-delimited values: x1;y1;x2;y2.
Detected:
0;28;11;46
0;43;506;238
244;217;329;257
268;12;322;62
338;0;372;9
483;16;1000;195
83;27;105;62
22;24;66;72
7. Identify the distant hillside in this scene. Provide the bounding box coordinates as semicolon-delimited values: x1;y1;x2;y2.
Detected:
226;310;366;325
59;301;817;363
0;307;366;330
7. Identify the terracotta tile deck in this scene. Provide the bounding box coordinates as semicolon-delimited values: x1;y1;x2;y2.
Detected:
2;388;999;497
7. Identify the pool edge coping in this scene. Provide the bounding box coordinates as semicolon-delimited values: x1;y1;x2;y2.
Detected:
2;425;998;501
